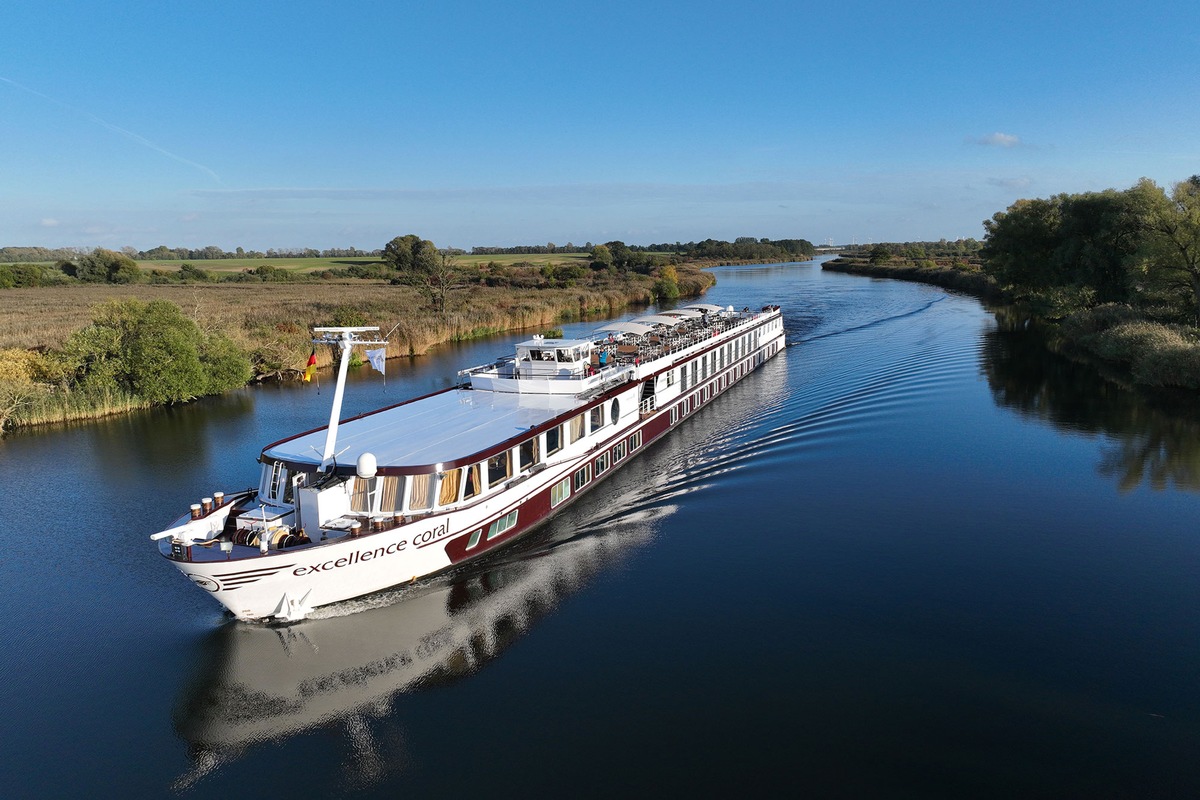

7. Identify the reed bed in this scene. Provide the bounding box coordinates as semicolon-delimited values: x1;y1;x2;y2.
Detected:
0;270;707;431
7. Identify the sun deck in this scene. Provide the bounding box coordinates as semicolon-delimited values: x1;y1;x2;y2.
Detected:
462;304;769;394
262;387;582;470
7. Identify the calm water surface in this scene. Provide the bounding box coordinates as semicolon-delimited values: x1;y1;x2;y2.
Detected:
3;258;1199;797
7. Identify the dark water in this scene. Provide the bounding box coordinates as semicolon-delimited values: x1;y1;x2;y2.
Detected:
3;258;1199;798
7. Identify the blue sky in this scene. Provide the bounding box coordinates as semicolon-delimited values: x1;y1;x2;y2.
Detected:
3;0;1197;251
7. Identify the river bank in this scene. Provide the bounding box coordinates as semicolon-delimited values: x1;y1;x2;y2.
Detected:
823;255;1200;392
0;264;716;432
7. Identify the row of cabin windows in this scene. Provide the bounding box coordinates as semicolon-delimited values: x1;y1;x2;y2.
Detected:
461;422;651;552
261;398;627;513
679;327;764;392
465;509;519;550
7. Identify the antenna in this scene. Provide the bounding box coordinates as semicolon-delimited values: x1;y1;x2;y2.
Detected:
312;327;389;471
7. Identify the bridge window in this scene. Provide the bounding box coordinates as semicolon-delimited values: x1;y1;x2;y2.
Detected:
487;451;511;487
378;475;404;512
438;467;462;506
462;464;482;501
545;424;562;455
408;473;432;510
519;437;540;470
569;413;586;443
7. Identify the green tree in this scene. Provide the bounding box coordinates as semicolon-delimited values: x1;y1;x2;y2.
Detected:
590;244;613;270
68;248;143;283
382;234;425;271
59;299;250;404
384;235;461;312
981;197;1066;290
1135;176;1200;319
1054;190;1144;303
868;244;893;265
653;264;681;301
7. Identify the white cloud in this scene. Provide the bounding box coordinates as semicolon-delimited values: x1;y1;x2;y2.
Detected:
970;132;1022;148
987;176;1033;190
39;218;60;227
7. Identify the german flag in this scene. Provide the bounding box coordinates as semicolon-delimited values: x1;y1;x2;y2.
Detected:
303;349;317;382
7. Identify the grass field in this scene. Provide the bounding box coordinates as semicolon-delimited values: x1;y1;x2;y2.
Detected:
132;252;596;273
0;263;713;355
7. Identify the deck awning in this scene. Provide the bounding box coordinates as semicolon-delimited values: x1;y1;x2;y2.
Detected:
682;303;726;313
597;321;655;336
630;314;686;327
659;309;701;318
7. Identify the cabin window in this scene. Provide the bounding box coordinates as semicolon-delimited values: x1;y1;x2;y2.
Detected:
613;440;627;462
462;464;482;501
487;451;511;487
466;529;483;549
691;362;698;386
590;405;604;432
573;464;591;491
670;407;679;424
545;425;562;455
595;451;610;475
438;467;462;506
519;437;539;470
408;473;432;510
486;510;518;540
629;431;642;450
610;399;620;425
551;477;570;508
350;476;376;512
379;475;404;511
569;413;586;444
665;369;674;387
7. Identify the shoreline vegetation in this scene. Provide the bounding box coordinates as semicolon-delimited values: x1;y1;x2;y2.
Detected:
0;236;816;433
825;174;1200;395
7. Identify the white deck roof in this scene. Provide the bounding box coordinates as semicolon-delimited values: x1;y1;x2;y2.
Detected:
262;388;583;470
682;303;727;312
516;337;592;349
597;321;654;336
631;314;685;327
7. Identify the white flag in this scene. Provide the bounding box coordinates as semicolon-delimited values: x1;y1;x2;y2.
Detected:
365;347;387;375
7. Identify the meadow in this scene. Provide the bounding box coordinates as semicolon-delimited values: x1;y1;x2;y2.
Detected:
134;252;595;275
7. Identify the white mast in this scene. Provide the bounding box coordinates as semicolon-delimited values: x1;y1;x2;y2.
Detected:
312;327;388;471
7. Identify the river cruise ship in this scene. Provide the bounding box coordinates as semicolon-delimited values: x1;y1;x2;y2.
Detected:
153;303;785;622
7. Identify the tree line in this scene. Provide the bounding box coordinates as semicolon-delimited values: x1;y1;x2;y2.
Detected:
978;175;1200;389
0;245;382;263
980;176;1200;318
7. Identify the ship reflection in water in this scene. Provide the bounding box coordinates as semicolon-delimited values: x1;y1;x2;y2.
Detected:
172;500;674;791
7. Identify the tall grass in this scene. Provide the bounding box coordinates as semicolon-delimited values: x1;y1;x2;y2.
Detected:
0;266;713;431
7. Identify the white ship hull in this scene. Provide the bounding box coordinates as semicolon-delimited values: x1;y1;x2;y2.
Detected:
157;306;785;621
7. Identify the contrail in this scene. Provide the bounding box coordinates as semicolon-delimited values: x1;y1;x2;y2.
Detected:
0;75;222;184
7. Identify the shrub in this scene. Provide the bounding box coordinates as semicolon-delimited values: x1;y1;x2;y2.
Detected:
1133;342;1200;388
1092;321;1187;364
1061;303;1140;338
0;348;41;382
60;299;251;404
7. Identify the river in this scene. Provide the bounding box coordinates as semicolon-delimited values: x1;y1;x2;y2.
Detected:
2;257;1198;797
